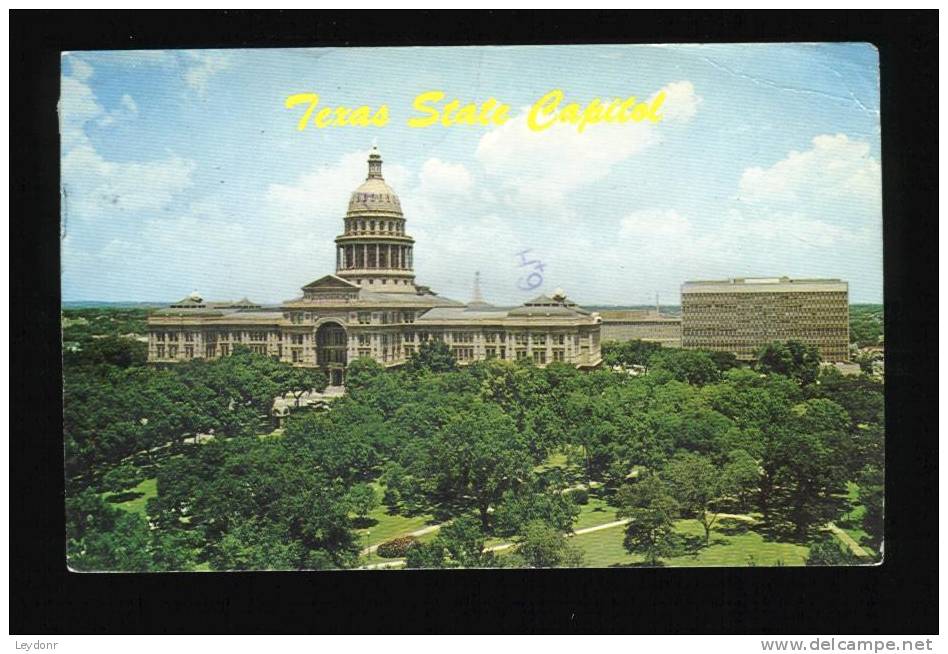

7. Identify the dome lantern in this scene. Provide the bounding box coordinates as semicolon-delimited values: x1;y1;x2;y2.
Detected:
367;145;383;179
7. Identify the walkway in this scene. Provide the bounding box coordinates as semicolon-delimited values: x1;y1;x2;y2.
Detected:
359;518;633;569
358;511;871;569
825;522;871;559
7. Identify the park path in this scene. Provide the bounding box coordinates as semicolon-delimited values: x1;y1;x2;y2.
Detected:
825;523;871;559
359;518;633;569
360;522;446;556
359;483;600;556
358;511;870;569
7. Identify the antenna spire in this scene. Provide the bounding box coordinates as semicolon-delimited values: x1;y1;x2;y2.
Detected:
472;271;484;303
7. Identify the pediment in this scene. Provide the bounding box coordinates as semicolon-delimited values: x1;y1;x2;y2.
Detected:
302;274;360;291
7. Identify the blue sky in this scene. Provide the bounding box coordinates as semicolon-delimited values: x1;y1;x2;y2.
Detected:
60;43;882;304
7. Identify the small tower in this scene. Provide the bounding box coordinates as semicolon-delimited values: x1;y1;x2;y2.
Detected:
467;271;493;309
367;145;383;179
472;271;484;304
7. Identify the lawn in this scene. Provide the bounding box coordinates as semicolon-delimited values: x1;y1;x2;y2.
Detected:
353;482;439;549
572;494;619;531
102;477;158;517
570;517;810;567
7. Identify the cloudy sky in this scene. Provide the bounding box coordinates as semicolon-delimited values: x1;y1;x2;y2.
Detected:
60;43;881;305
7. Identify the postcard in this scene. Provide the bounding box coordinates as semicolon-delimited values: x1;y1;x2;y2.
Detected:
61;43;883;570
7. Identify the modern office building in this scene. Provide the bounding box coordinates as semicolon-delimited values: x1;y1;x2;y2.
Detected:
680;277;849;362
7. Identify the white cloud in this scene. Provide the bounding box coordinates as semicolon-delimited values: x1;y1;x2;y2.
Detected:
474;80;700;212
182;51;231;96
739;133;881;216
659;81;701;122
418;158;473;197
120;94;139;115
60;66;195;233
620;208;692;240
68;56;94;82
62;143;195;215
59;74;104;144
265;149;412;231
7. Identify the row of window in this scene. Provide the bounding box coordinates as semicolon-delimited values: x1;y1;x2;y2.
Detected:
154;342;584;365
356;311;415;325
344;218;405;235
401;331;574;345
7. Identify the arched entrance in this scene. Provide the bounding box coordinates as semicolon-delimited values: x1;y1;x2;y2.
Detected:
315;321;348;386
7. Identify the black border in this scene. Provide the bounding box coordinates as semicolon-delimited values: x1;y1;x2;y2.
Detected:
11;10;938;634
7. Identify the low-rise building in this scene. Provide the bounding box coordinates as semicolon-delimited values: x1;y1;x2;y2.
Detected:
599;309;681;347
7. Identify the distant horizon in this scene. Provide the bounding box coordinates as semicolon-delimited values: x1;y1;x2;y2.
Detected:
61;299;883;308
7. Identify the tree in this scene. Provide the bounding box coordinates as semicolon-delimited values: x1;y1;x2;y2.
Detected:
414;401;531;530
616;475;681;566
65;335;148;369
769;399;852;538
709;350;740;373
858;464;884;551
492;486;580;538
853;350;880;375
209;518;306;571
148;437;360;570
66;487;195;572
100;463;145;494
806;535;859;566
406;339;457;374
514;520;584;568
283;366;328;407
404;540;449;569
601;340;662;370
722;449;761;513
756;340;822;385
346;483;379;522
663;452;728;544
345;357;386;393
404;515;497;569
650;349;720;386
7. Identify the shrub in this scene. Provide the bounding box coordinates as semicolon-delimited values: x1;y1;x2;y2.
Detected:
376;536;418;559
569;488;589;505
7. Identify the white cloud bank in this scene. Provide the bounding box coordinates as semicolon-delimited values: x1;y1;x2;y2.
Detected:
475;81;700;211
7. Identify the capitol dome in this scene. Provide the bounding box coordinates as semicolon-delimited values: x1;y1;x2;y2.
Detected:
335;146;417;293
347;146;402;216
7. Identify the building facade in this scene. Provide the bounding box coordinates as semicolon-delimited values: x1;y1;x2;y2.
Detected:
680;277;849;362
147;148;603;384
599;309;682;347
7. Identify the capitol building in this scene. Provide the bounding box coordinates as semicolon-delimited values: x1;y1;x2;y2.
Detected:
147;147;603;385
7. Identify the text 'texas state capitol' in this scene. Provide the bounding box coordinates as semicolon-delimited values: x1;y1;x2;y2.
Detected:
147;148;850;383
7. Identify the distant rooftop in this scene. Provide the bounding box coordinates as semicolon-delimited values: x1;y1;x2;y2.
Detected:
682;276;848;294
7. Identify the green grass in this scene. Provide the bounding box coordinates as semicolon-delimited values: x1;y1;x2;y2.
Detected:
835;481;877;558
103;477;158;517
354;483;439;549
573;495;619;531
570;517;810;567
359;528;441;566
534;450;570;472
